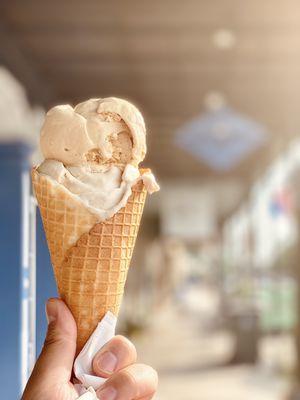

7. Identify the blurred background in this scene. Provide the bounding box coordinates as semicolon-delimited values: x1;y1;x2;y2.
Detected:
2;0;300;399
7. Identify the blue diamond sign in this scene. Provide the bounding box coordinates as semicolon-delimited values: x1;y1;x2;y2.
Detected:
175;107;268;171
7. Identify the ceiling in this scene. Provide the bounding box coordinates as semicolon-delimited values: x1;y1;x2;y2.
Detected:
1;0;300;184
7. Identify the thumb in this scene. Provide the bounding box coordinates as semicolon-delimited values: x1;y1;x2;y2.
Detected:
30;298;77;385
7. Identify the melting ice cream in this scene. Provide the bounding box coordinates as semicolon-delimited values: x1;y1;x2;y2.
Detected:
37;97;159;220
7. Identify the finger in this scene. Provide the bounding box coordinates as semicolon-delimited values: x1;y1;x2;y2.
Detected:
96;363;158;400
29;298;77;384
93;335;137;377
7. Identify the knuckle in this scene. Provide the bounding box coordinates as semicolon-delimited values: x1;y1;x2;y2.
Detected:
43;325;75;348
137;363;158;378
119;368;138;389
114;335;134;348
117;364;158;398
136;363;159;390
111;335;137;358
43;325;58;347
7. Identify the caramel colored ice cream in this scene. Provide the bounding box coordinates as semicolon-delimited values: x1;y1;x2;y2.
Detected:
37;97;159;220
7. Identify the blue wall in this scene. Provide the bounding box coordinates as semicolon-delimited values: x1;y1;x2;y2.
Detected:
0;143;30;398
36;212;57;353
0;142;58;397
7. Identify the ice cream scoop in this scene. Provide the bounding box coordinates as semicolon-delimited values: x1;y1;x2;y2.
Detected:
40;97;146;168
37;97;159;220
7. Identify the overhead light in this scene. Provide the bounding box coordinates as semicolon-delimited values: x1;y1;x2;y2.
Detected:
211;121;232;142
204;91;226;111
212;29;236;50
175;107;268;172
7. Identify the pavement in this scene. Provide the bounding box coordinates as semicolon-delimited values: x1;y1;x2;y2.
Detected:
132;300;293;400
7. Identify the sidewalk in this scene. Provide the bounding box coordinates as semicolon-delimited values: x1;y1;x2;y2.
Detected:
132;301;292;400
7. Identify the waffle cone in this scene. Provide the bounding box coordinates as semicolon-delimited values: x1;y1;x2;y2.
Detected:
32;168;147;351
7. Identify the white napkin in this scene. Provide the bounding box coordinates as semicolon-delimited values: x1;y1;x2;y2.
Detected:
74;312;117;399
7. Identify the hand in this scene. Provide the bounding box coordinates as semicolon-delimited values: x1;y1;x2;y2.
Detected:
22;298;158;400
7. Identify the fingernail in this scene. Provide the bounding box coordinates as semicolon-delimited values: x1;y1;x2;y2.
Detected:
96;351;118;373
45;299;58;324
97;386;117;400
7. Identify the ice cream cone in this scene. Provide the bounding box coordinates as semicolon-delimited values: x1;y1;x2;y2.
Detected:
32;167;147;351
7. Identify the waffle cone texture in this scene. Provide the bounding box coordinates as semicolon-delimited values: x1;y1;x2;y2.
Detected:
32;167;147;351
